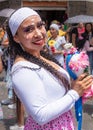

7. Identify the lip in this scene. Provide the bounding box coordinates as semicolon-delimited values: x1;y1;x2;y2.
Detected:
32;39;44;45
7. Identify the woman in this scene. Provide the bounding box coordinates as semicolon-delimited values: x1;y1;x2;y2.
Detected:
71;22;85;48
7;7;93;130
47;23;66;66
82;23;93;74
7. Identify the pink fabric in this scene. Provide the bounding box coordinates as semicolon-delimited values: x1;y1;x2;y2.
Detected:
77;27;85;40
24;110;75;130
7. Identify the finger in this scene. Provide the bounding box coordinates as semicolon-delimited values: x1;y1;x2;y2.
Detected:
78;73;89;81
84;82;93;90
84;80;93;88
82;75;93;83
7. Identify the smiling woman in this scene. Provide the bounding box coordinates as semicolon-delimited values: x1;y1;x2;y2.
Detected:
12;14;46;55
6;7;93;130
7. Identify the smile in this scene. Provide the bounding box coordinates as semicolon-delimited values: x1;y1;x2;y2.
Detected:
32;39;44;45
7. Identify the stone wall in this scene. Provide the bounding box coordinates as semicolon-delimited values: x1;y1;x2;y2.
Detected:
0;0;21;10
68;1;86;17
0;1;9;11
68;1;93;17
86;1;93;16
9;0;21;9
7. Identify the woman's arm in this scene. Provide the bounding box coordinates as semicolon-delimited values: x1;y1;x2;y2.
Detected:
84;40;93;51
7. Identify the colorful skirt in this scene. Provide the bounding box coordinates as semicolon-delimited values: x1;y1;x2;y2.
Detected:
24;110;75;130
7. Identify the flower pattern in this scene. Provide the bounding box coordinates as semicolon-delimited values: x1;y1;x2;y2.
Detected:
24;110;75;130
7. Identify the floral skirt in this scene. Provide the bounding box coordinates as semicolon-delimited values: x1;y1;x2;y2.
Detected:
24;110;75;130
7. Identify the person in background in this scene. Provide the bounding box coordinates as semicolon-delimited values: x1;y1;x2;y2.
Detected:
77;30;93;52
7;7;93;130
0;29;25;130
0;25;5;44
47;20;60;38
63;10;68;23
71;22;85;48
47;23;66;66
59;23;71;42
82;23;93;74
47;20;70;40
0;29;15;108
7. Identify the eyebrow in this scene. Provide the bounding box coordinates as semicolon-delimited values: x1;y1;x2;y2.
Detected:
21;21;42;28
21;24;34;29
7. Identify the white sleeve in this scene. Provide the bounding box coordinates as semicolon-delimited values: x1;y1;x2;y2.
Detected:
12;68;79;125
61;36;66;44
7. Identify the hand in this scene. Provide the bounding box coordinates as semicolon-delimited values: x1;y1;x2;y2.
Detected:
72;73;93;97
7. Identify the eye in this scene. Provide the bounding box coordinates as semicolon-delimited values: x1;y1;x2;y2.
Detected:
23;25;34;33
37;21;45;29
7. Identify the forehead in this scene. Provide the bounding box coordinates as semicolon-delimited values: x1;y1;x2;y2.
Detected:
20;15;41;27
50;27;57;31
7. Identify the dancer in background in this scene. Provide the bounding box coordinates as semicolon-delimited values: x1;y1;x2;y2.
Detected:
47;23;66;66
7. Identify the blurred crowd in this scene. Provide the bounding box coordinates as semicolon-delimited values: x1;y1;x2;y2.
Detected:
45;20;93;74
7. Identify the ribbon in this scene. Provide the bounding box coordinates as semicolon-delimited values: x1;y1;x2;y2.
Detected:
66;52;82;130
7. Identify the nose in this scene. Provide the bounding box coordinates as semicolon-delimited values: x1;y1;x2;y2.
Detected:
34;27;42;37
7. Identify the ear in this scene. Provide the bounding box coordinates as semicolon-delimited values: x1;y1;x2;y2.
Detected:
13;35;20;43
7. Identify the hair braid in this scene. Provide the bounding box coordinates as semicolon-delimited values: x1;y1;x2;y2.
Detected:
21;51;70;91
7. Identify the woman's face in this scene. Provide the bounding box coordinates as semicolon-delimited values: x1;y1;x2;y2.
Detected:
50;28;58;37
14;15;46;56
86;24;92;32
78;22;84;28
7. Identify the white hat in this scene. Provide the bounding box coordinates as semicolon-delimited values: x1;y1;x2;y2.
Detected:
50;23;59;31
9;7;39;36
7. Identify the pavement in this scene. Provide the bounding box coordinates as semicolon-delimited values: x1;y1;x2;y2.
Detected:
0;71;93;130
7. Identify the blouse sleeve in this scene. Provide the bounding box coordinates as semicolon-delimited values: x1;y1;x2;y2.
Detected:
84;40;93;51
12;66;79;125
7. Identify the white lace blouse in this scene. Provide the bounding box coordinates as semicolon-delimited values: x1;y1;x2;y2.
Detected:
11;61;79;125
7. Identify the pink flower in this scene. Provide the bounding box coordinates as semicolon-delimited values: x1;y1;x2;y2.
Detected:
67;50;93;102
68;51;89;77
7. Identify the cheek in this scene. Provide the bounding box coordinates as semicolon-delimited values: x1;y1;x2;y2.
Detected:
20;34;33;43
40;27;47;38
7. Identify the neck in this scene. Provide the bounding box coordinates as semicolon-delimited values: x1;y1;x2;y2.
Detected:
51;35;58;40
27;50;41;58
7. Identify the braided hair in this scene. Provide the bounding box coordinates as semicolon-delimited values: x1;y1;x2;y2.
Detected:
6;23;70;91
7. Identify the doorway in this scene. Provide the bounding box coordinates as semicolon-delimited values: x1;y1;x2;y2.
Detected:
38;10;66;30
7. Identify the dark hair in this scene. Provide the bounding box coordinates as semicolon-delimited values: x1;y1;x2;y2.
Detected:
77;39;86;51
6;22;70;91
81;23;93;44
84;23;93;38
85;23;93;33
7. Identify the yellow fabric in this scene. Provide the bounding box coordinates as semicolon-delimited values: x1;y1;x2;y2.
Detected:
0;29;4;39
47;29;66;38
59;30;66;36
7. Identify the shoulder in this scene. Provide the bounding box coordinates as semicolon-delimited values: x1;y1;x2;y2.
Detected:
72;28;78;33
11;61;40;74
57;36;66;43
